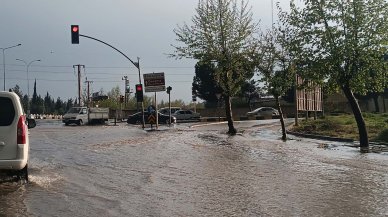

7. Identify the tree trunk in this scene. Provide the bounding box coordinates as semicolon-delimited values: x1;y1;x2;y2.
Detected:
275;96;287;141
342;85;369;152
224;95;236;135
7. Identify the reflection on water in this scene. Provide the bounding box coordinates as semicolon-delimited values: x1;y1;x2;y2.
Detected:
0;120;387;216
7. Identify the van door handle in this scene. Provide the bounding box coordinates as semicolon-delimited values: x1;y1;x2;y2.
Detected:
0;142;5;146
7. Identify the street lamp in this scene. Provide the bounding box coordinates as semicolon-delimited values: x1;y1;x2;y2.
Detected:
1;43;21;90
16;58;41;116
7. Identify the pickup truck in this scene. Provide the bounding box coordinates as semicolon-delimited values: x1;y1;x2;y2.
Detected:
62;107;109;125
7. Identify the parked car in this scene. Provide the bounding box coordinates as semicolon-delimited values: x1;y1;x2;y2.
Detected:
173;110;201;120
0;91;36;182
159;107;181;115
127;111;176;125
246;107;279;117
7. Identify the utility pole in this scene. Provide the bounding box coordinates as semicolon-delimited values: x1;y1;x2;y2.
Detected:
73;64;85;106
122;76;129;106
85;78;93;108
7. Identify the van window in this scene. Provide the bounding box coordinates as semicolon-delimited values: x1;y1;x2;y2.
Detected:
0;97;16;126
67;107;81;113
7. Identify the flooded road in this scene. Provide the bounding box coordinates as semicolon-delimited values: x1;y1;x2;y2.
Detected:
1;119;387;216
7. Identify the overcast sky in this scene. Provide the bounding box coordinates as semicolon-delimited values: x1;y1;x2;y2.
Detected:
1;0;290;103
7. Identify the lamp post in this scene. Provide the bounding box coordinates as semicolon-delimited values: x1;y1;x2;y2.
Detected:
16;58;41;116
1;43;21;90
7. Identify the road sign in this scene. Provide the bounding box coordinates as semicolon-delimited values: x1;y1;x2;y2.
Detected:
148;114;156;124
143;73;166;92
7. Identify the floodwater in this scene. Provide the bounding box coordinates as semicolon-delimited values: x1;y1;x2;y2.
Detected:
0;119;387;216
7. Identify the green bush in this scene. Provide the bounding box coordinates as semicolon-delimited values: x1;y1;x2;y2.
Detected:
375;129;388;143
344;120;354;125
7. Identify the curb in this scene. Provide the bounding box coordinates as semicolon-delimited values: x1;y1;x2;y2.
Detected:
200;116;281;122
201;117;227;122
286;130;354;143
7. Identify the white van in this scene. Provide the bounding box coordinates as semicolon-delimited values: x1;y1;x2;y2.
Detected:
0;91;35;182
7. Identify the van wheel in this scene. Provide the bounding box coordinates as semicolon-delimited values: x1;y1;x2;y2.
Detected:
77;120;83;126
17;165;29;183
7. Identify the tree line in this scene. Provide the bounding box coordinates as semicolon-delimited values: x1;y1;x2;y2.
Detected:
91;85;201;110
10;81;75;115
10;81;201;116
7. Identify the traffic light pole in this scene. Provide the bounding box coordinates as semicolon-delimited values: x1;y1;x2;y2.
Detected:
78;34;145;128
79;34;138;67
136;58;145;129
166;86;172;127
168;90;171;127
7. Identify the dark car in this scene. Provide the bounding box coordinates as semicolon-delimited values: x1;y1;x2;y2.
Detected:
127;111;176;125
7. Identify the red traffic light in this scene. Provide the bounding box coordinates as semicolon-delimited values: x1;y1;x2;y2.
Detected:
135;84;143;102
71;25;79;44
72;26;79;32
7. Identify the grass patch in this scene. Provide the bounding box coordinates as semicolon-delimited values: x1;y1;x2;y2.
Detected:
291;113;388;142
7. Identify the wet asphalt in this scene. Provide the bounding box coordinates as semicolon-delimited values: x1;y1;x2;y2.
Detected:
0;119;387;217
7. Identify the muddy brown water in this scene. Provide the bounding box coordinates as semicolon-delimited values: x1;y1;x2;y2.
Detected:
1;120;387;216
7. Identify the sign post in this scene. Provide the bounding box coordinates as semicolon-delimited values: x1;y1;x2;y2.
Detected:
143;72;166;129
143;73;166;92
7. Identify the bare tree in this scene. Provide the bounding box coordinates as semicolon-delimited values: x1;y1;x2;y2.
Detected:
255;28;296;141
280;0;388;151
171;0;259;134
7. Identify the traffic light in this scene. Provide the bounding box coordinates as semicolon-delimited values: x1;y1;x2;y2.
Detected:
125;84;130;93
135;84;143;102
192;87;196;102
71;25;79;44
166;86;172;94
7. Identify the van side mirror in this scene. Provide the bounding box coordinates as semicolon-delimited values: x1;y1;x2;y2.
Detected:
27;118;36;129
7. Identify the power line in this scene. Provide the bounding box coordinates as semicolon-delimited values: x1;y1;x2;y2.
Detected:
6;78;76;82
5;63;195;69
5;77;193;83
7;69;195;76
